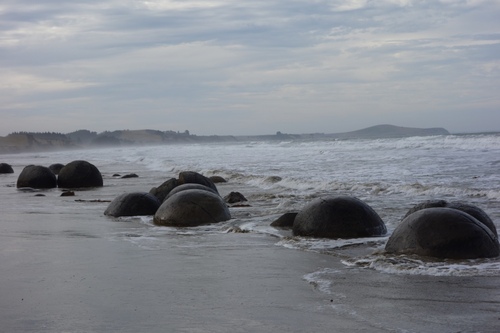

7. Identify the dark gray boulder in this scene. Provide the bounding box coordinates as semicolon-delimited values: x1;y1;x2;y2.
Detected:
224;191;247;204
57;160;103;188
166;183;218;200
209;175;227;183
293;196;386;238
270;212;298;229
48;163;65;175
16;165;57;189
0;163;14;174
149;178;178;203
403;200;497;237
178;171;218;194
154;189;231;227
386;207;500;259
104;192;161;217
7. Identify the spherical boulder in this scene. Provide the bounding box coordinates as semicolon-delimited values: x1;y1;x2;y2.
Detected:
154;189;231;227
178;171;219;194
0;163;14;174
57;160;103;188
16;165;57;189
403;200;497;237
104;192;161;217
48;163;65;175
386;207;499;259
166;183;218;200
293;196;387;238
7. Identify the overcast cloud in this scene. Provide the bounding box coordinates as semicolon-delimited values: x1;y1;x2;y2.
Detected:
1;0;499;135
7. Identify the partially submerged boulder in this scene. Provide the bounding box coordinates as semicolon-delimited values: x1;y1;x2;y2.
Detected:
16;165;57;189
178;171;218;194
209;175;227;183
57;160;103;188
154;189;230;227
386;207;499;259
149;178;178;203
224;191;247;204
104;192;161;217
166;183;218;200
0;163;14;174
403;200;497;237
293;196;386;239
270;212;298;229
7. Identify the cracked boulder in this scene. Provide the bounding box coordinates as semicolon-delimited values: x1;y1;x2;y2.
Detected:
293;196;386;239
153;189;231;227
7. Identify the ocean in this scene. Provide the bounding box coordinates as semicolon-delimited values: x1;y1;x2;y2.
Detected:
1;134;499;332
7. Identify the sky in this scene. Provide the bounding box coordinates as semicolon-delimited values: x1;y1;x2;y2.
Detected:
1;0;499;136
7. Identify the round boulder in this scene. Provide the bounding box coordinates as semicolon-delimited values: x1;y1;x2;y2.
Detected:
57;160;103;188
48;163;65;175
16;165;57;189
178;171;218;194
154;189;231;227
0;163;14;174
293;196;387;238
166;183;218;200
403;200;497;237
386;207;499;259
104;192;161;217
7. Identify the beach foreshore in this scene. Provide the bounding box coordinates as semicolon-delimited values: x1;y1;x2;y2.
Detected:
1;216;499;333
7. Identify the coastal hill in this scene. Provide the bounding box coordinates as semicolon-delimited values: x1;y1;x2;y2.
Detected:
328;124;450;139
0;125;450;153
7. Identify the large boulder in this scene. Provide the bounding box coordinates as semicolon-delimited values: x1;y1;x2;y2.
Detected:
16;165;57;189
154;189;231;227
104;192;161;217
57;160;103;188
403;200;497;237
386;207;500;259
0;163;14;174
293;196;387;238
149;178;178;203
166;183;218;200
178;171;218;194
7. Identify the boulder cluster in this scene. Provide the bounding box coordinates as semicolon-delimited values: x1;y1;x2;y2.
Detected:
14;160;103;189
4;158;498;260
105;171;231;227
272;197;499;260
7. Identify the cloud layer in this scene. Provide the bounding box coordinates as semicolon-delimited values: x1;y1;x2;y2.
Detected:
1;0;499;135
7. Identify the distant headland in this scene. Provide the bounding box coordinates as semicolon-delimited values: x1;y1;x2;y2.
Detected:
0;125;451;154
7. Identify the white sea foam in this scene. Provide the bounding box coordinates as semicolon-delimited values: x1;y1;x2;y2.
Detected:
342;255;500;277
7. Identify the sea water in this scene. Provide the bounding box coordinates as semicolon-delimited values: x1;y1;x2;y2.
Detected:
1;133;500;331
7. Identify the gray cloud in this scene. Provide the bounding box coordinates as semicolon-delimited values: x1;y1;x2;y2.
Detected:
1;0;499;135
